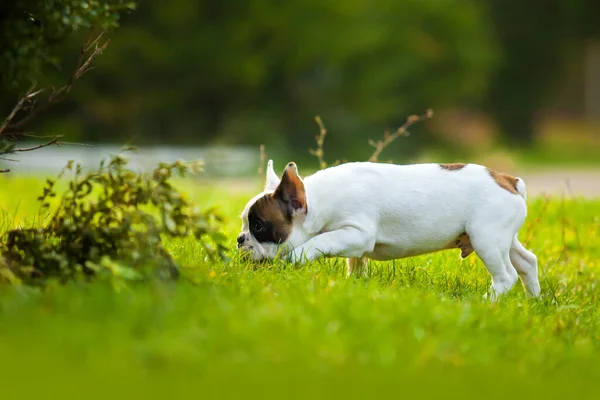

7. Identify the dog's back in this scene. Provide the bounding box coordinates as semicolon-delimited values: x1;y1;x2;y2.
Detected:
301;162;528;260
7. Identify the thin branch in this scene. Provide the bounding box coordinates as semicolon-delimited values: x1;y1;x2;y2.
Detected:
309;116;328;169
0;169;10;173
368;109;434;162
13;136;61;152
85;30;106;53
6;31;110;131
17;132;58;139
0;31;108;173
55;141;94;148
0;85;38;136
76;40;109;80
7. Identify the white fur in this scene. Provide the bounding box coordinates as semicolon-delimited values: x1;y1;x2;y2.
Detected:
239;161;540;298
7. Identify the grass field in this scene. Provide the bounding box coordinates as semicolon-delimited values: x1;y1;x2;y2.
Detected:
1;176;600;399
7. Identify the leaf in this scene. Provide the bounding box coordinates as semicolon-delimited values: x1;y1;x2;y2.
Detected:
210;232;228;244
164;215;176;233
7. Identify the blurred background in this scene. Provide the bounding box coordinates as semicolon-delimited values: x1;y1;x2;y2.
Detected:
1;0;600;182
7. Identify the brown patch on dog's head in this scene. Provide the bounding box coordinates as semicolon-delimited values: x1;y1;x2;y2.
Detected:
247;194;293;244
488;168;519;194
274;162;307;215
439;163;467;171
246;162;307;245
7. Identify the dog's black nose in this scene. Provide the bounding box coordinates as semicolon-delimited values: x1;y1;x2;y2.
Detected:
237;234;246;247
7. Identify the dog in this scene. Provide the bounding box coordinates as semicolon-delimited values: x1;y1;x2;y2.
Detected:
238;160;540;298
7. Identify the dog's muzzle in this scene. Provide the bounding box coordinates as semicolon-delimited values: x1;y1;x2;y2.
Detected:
237;233;247;249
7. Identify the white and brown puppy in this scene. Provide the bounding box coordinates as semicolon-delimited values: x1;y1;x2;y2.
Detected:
238;160;540;298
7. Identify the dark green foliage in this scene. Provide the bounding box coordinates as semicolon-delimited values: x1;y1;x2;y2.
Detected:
0;152;227;285
2;0;599;155
482;0;600;144
0;0;136;91
24;0;497;159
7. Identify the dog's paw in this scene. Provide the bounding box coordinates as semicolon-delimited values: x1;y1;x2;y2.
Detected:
483;288;501;303
283;249;305;265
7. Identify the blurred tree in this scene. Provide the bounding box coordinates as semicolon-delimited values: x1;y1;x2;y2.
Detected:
0;0;136;91
3;0;599;158
483;0;600;146
0;0;135;172
33;0;497;160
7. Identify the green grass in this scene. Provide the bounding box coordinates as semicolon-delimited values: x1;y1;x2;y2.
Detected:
1;176;600;399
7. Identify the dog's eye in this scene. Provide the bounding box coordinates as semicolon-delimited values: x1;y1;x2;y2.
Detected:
252;220;264;232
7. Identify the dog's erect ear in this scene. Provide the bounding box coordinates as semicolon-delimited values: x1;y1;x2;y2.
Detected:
274;162;307;215
264;159;281;191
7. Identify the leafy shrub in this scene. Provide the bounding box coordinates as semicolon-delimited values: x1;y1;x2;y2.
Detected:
0;152;227;285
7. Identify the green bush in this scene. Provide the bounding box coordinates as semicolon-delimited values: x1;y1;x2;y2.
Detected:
0;152;227;286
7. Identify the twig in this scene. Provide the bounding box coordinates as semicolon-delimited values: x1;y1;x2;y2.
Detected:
54;141;94;148
20;133;55;138
6;31;109;131
368;109;434;162
85;30;106;53
4;132;43;139
258;144;266;175
13;136;61;152
309;116;328;169
75;39;110;80
0;31;108;173
0;86;39;136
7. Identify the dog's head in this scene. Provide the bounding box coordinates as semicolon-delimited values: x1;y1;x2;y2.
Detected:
238;160;307;260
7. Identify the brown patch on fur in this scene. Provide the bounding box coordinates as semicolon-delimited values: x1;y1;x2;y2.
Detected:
275;162;307;213
248;194;293;244
454;233;474;258
488;168;519;194
439;163;467;171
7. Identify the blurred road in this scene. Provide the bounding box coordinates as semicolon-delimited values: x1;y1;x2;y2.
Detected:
522;169;600;198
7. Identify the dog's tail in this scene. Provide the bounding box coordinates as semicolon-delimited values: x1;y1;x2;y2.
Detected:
515;177;527;201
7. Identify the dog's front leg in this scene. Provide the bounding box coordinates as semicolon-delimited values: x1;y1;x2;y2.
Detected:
287;227;375;264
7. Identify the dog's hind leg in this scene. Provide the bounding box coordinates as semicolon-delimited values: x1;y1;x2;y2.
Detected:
347;256;369;277
468;225;519;300
509;236;540;297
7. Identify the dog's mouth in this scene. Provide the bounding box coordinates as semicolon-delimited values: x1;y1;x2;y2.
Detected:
238;244;266;261
238;249;275;269
237;238;293;263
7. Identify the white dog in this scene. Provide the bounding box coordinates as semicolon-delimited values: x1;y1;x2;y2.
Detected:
238;160;540;298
